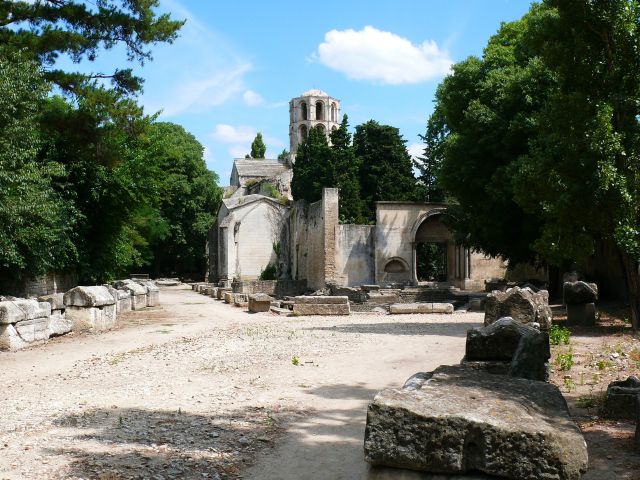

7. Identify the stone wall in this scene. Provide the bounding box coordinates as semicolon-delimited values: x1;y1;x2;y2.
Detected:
231;279;307;297
0;271;78;298
335;224;375;286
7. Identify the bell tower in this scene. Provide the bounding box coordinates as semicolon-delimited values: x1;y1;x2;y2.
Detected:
289;89;341;159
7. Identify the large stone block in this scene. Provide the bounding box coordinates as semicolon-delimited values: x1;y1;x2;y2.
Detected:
464;317;550;381
563;281;598;305
0;301;26;324
364;365;588;480
224;291;234;304
116;289;132;313
131;294;147;310
295;295;349;305
217;287;232;300
133;280;160;307
234;293;249;307
15;317;50;343
293;303;351;316
601;376;640;420
0;324;27;350
484;287;552;330
114;280;146;296
566;303;596;326
389;303;454;314
38;293;65;311
64;286;115;308
66;304;116;330
248;293;272;313
209;287;219;298
48;311;72;337
367;292;399;304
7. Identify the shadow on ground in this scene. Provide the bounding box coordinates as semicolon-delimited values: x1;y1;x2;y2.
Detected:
305;322;480;338
46;405;302;479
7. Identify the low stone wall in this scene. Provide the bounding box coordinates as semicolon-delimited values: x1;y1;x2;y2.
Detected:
232;279;307;298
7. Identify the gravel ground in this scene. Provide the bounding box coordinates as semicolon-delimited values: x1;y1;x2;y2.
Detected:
0;286;475;479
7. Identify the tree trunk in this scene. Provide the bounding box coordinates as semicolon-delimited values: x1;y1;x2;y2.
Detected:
620;249;640;330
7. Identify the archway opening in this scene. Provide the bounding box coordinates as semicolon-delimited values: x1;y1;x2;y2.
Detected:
414;213;452;283
331;102;337;121
316;101;324;120
299;124;308;142
301;102;307;120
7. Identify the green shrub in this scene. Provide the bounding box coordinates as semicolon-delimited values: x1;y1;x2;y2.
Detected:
549;324;571;345
259;263;277;280
555;351;574;371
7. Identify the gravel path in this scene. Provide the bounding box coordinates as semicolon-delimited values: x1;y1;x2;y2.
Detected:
0;285;478;479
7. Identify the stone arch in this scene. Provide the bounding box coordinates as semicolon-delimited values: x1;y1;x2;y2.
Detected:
316;123;326;134
410;208;453;284
331;102;337;122
299;124;308;142
300;101;308;121
315;101;324;120
383;257;410;283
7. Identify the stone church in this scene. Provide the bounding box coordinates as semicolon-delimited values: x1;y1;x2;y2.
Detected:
208;90;506;291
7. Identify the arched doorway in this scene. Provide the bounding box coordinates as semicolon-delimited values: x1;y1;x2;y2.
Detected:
411;210;453;284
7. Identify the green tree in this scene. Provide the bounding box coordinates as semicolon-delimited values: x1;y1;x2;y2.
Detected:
291;126;333;203
0;49;76;279
250;132;266;159
415;112;446;203
277;149;289;161
144;122;222;277
354;120;420;221
330;115;365;223
0;0;183;94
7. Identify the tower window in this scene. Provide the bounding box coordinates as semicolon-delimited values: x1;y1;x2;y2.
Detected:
301;102;307;120
299;125;308;142
331;103;337;122
316;101;324;120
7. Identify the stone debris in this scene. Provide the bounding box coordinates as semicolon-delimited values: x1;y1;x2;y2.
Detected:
364;365;588;480
64;286;117;331
564;281;598;326
292;296;350;316
389;302;454;314
463;316;550;381
248;293;273;313
0;299;52;350
484;286;552;330
601;376;640;420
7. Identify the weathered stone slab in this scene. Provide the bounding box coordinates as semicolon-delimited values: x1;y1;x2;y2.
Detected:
48;311;72;337
66;304;116;330
131;293;147;310
156;279;180;286
224;291;234;304
563;281;598;305
485;287;552;330
114;280;146;296
566;303;596;326
361;285;380;292
64;286;115;308
217;287;232;300
389;303;454;314
0;301;26;324
293;303;351;316
464;317;549;381
0;324;27;350
38;293;65;311
295;295;349;305
234;293;249;307
364;365;588;480
15;316;50;343
601;376;640;420
248;293;272;313
367;293;400;304
117;289;132;313
14;299;49;320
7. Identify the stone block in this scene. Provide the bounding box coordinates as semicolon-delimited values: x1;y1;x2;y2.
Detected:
11;299;49;320
0;324;27;351
224;291;234;304
15;317;50;343
114;280;146;296
293;303;351;316
204;287;214;296
146;289;159;307
566;303;596;326
66;304;116;330
64;286;115;308
131;294;147;310
234;293;249;307
217;287;232;300
364;365;588;479
249;293;272;313
209;287;219;298
563;281;598;305
468;297;485;311
361;285;380;292
367;292;400;304
48;311;72;337
389;303;454;314
485;287;552;330
0;301;26;324
295;295;349;305
464;317;550;381
38;293;65;311
601;376;640;420
116;289;132;313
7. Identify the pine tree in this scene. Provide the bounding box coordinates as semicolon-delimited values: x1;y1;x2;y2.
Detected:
250;132;266;159
291;126;333;203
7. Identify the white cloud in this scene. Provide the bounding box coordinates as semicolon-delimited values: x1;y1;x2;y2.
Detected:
313;26;452;84
407;143;424;159
243;89;264;106
213;124;257;143
229;145;249;158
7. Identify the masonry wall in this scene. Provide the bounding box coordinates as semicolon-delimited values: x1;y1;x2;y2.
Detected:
335;225;375;286
0;271;77;297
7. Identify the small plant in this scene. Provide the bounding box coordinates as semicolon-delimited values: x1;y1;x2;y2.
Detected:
259;263;278;280
549;324;571;346
291;356;300;366
596;359;611;370
564;377;576;392
555;351;574;371
576;395;597;409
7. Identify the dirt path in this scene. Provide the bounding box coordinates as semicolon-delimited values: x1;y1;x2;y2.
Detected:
0;286;637;479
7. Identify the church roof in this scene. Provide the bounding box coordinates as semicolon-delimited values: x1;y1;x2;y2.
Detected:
222;194;286;212
301;89;329;97
233;158;287;179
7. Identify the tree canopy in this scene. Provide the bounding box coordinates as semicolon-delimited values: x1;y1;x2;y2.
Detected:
250;132;266;159
421;0;640;327
0;0;184;94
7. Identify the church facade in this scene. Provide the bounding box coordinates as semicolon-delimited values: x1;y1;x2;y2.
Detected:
208;90;506;291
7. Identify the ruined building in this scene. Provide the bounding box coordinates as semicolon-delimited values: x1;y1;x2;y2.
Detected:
208;90;506;291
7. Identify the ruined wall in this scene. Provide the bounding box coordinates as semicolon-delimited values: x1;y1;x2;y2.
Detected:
335;225;375;286
231;279;307;297
0;271;77;297
464;252;508;291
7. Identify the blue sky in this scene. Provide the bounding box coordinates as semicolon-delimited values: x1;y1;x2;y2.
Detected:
68;0;535;185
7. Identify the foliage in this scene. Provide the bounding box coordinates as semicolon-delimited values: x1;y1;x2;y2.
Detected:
250;132;266;159
277;149;289;161
0;49;76;278
291;126;333;204
354;120;422;221
0;0;183;95
291;355;300;366
415;113;446;202
416;242;447;282
259;263;277;280
555;351;574;371
549;324;571;346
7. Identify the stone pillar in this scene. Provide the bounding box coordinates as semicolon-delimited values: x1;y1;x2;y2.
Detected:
322;188;339;285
